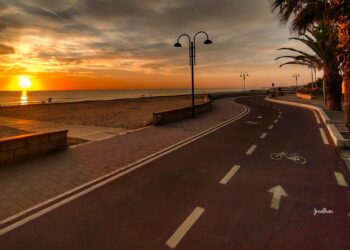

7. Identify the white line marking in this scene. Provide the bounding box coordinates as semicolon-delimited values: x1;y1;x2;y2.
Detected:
319;128;329;145
268;125;274;130
313;111;321;124
166;207;204;249
220;165;240;185
348;213;350;221
260;132;268;139
0;100;251;236
246;145;257;155
334;172;348;187
274;119;278;123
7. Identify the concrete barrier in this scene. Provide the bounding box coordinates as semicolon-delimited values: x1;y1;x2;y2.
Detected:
0;129;68;166
153;100;211;125
152;91;270;125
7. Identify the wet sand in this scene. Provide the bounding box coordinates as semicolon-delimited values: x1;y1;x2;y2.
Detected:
0;95;207;129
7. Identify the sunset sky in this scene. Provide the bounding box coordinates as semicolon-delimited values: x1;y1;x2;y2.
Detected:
0;0;317;91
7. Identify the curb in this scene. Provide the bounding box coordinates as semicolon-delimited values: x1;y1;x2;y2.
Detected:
266;96;350;148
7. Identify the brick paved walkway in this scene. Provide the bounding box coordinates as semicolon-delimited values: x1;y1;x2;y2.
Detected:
0;98;245;221
0;116;128;141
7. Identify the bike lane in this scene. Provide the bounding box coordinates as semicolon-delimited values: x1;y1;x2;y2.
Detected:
176;97;350;250
0;97;277;249
0;97;348;250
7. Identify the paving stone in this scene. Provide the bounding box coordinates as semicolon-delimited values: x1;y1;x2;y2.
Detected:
0;98;245;221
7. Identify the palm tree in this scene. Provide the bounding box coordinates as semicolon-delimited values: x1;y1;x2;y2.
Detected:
276;25;342;110
270;0;350;128
329;0;350;128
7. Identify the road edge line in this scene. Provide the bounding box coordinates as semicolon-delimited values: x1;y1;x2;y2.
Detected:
0;98;250;235
266;97;348;148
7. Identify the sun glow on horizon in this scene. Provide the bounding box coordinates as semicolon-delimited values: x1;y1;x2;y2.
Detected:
18;76;32;90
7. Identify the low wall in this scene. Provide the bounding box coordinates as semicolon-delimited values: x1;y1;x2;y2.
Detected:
153;100;211;125
0;130;68;166
296;92;313;100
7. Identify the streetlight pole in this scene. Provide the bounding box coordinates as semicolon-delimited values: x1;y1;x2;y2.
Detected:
174;31;213;118
309;66;314;89
292;73;300;91
240;72;249;94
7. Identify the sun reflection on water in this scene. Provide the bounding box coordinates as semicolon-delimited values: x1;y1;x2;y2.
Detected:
20;91;28;105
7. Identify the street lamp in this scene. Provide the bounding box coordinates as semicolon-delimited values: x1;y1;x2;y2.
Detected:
174;31;213;118
240;72;249;93
292;73;300;91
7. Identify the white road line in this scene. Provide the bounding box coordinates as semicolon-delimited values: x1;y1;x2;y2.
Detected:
313;111;321;124
246;145;257;155
319;128;329;145
166;207;204;249
220;165;240;185
260;132;268;139
334;172;348;187
348;213;350;221
0;103;251;235
274;119;278;123
268;125;274;130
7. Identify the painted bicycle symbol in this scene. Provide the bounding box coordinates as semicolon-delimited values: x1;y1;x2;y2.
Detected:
270;151;307;165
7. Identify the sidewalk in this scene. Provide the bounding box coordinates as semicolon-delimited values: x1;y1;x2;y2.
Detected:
0;97;245;221
0;116;128;141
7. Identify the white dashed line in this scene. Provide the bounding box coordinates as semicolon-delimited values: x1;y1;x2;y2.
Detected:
319;128;329;145
246;145;257;155
274;119;278;123
166;207;205;249
260;132;268;139
220;165;240;185
268;125;274;130
334;172;348;187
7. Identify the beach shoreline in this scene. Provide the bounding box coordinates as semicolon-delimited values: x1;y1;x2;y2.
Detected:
0;95;208;130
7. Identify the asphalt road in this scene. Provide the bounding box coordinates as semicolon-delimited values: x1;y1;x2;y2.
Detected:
1;96;350;250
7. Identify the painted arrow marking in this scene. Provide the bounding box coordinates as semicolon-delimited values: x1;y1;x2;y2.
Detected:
268;185;288;210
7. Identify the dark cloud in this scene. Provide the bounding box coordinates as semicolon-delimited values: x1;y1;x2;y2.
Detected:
0;0;303;86
0;44;15;54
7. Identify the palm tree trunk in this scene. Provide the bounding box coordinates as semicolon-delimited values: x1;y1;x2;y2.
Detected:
344;62;350;129
338;20;350;129
329;1;350;129
325;69;343;111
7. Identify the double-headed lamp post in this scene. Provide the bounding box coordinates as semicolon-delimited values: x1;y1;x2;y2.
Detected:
240;72;249;93
174;31;213;118
292;73;300;91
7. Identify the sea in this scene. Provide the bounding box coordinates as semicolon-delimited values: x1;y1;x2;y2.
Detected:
0;89;253;106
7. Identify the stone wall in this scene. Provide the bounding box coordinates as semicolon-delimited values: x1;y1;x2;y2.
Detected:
0;130;68;166
153;100;211;125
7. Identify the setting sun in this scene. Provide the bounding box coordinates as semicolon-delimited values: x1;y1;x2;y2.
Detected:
18;76;32;90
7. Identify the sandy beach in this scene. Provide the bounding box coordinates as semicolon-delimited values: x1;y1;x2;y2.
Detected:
0;95;207;129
